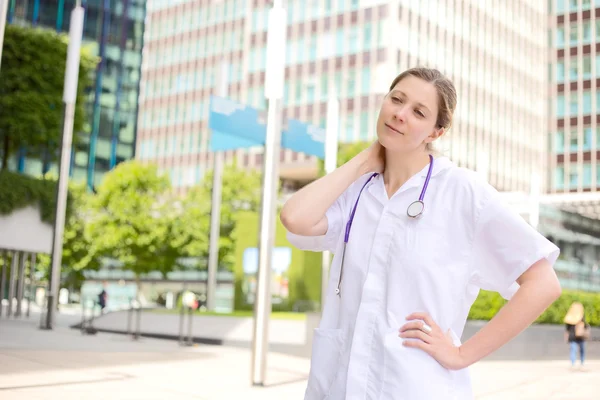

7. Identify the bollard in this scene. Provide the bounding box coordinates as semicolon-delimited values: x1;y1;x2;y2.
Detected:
26;253;36;318
0;250;6;317
134;305;142;340
127;299;133;336
80;298;86;334
186;306;194;346
178;305;185;345
15;252;26;317
7;251;18;317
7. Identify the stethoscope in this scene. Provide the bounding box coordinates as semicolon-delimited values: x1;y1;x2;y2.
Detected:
335;154;434;297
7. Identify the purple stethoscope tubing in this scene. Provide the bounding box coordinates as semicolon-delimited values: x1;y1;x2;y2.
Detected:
335;154;434;296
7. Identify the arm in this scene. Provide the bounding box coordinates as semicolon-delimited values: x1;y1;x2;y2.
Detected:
280;141;384;236
457;258;561;367
401;259;561;370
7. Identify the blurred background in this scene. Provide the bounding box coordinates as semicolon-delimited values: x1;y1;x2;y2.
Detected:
0;1;599;399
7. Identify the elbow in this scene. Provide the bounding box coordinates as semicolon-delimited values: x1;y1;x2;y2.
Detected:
550;278;562;301
279;207;298;233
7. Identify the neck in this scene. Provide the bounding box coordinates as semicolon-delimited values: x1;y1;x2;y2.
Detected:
383;149;432;195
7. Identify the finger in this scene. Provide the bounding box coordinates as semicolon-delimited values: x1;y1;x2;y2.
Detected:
406;312;438;330
399;329;433;344
402;338;431;353
399;321;431;333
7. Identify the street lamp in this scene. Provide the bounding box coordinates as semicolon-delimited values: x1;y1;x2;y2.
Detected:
0;0;9;72
44;0;84;330
250;0;287;387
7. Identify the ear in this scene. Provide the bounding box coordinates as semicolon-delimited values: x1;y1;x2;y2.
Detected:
424;127;445;143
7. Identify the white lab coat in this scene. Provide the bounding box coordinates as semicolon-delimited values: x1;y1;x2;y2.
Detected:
287;157;559;400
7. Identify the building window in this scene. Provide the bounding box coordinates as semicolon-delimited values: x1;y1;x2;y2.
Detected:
364;24;372;49
569;96;578;116
583;56;592;79
555;130;565;153
361;67;371;95
360;111;369;139
345;114;354;140
584;127;593;150
557;0;566;13
583;21;592;43
557;94;566;117
569;25;578;46
555;166;565;189
583;163;592;187
583;91;592;114
570;132;578;152
569;170;578;188
569;62;578;81
556;26;565;48
557;60;565;82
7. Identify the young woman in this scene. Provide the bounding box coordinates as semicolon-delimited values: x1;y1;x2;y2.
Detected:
280;67;562;400
564;301;591;369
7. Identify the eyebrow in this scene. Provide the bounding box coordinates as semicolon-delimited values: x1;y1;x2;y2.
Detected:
391;90;432;114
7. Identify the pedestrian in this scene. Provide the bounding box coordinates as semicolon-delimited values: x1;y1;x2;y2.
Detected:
564;301;591;370
280;67;562;399
98;283;108;314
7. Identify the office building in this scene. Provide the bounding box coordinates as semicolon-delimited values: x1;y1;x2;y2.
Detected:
137;0;548;195
6;0;146;188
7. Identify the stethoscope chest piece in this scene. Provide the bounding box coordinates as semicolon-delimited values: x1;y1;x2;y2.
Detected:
407;200;425;218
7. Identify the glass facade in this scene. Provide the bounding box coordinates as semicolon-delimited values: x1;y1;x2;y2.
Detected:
7;0;146;189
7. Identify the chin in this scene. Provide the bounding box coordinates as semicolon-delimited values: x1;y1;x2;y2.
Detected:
376;132;406;153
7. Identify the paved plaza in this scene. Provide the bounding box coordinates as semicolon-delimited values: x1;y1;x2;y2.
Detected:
0;316;599;400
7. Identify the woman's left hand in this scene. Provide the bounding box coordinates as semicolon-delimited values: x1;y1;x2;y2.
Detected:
399;312;467;371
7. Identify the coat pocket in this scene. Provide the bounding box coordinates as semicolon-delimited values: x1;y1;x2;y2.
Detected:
381;331;454;400
304;328;345;400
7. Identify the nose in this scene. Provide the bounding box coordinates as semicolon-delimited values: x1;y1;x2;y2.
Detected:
393;105;408;123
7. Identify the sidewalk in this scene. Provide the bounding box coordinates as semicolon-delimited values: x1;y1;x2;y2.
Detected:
1;318;599;399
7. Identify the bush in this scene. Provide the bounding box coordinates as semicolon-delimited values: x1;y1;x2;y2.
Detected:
469;289;600;326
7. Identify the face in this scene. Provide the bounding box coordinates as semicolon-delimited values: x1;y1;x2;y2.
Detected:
376;75;444;153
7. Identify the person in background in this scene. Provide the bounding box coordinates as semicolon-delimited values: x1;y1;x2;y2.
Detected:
564;302;591;370
98;282;108;314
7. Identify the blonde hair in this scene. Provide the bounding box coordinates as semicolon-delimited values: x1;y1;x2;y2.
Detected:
388;67;457;151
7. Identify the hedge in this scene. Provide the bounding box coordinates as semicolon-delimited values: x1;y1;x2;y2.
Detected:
469;289;600;326
0;170;69;224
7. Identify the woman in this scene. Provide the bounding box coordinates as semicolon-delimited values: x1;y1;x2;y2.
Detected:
280;67;562;399
564;302;590;369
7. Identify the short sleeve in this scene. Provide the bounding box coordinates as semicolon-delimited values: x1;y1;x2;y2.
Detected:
285;194;346;254
469;189;560;300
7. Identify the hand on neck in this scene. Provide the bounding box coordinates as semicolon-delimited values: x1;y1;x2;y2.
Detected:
383;148;432;196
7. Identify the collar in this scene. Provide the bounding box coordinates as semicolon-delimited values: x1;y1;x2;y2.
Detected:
367;156;454;203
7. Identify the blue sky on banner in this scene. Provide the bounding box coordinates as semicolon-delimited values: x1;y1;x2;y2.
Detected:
209;96;326;159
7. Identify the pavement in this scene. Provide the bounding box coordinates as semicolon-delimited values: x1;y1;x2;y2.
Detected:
1;313;599;399
79;307;600;361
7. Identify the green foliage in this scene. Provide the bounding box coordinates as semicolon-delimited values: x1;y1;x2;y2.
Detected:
0;25;95;169
0;170;65;223
317;141;372;176
469;289;600;326
86;160;177;279
177;164;263;272
233;211;322;312
36;181;101;289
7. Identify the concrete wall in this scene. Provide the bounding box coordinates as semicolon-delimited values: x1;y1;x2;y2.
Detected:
305;314;600;361
0;206;52;254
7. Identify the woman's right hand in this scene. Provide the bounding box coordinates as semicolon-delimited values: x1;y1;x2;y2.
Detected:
359;140;385;174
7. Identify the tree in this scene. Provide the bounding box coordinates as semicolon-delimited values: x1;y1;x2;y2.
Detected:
37;181;101;290
177;163;263;272
86;161;177;289
0;25;95;170
317;141;372;176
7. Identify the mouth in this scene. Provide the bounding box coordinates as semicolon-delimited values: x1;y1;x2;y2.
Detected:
385;123;403;135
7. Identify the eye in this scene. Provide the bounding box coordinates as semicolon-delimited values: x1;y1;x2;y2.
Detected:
415;109;425;118
391;97;403;103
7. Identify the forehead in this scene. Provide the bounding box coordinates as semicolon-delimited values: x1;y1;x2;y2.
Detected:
390;75;438;110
